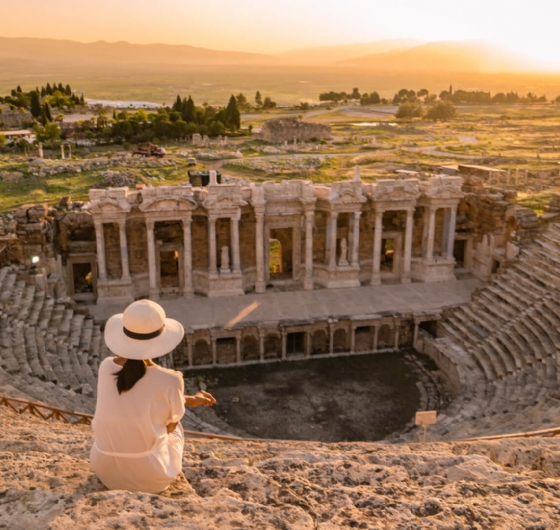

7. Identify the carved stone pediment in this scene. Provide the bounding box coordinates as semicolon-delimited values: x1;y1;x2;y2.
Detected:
140;195;197;213
420;177;464;200
89;197;131;215
331;188;367;205
203;193;247;210
370;180;420;202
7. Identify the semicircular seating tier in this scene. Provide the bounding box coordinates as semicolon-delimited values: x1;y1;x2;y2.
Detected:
433;222;560;439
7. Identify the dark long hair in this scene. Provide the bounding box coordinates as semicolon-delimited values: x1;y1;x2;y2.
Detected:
114;359;146;394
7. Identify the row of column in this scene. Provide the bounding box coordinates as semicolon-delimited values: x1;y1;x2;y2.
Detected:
94;205;458;293
325;211;362;269
95;217;194;298
94;220;130;282
423;206;457;260
182;322;401;368
207;216;241;276
371;209;414;285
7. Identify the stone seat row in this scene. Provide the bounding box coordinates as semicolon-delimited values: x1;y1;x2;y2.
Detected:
0;266;104;395
436;224;560;439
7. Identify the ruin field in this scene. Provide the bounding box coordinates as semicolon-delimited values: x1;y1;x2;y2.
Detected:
2;104;560;213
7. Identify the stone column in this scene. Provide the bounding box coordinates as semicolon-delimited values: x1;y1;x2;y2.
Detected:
446;207;458;260
328;322;335;355
258;328;265;361
146;219;158;299
118;220;130;281
373;325;379;352
255;211;266;293
231;216;241;273
211;336;217;366
94;221;107;280
281;329;287;361
208;217;217;275
401;209;413;284
426;207;437;260
236;334;242;365
413;321;419;347
350;326;356;353
304;210;314;290
182;217;193;297
371;209;383;285
351;211;361;266
305;331;312;358
394;325;400;350
186;335;193;368
329;212;339;270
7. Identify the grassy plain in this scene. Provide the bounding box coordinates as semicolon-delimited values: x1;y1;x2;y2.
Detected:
2;103;560;212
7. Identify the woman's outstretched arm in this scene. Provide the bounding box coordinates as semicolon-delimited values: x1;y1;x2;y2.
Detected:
166;391;216;433
185;390;216;407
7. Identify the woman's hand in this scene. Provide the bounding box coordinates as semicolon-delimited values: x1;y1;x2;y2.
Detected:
185;390;216;407
166;422;178;434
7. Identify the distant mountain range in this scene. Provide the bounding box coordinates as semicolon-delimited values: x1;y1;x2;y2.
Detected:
339;40;533;73
0;36;536;73
0;37;274;66
276;39;424;64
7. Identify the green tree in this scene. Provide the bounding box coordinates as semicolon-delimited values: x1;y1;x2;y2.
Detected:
182;96;195;123
350;87;361;100
173;95;182;112
30;91;42;118
225;95;241;130
236;93;248;109
262;96;276;110
255;90;262;107
34;122;60;144
425;100;456;122
395;102;423;119
0;133;5;147
44;103;53;122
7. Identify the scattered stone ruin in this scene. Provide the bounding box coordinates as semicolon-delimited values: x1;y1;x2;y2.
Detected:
0;105;33;129
257;117;332;144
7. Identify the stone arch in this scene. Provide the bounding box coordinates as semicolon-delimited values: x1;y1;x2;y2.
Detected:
242;335;259;361
311;329;328;355
355;326;373;352
193;339;212;366
264;334;280;359
378;325;393;349
333;329;347;352
216;337;236;364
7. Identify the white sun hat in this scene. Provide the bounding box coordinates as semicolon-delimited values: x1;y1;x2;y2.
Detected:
104;300;184;360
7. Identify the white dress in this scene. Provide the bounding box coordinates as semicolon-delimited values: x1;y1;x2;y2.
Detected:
90;357;185;494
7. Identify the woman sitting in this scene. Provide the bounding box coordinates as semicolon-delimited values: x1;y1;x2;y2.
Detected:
90;299;216;494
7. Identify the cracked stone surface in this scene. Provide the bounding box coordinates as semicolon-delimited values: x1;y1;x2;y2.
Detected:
1;407;560;529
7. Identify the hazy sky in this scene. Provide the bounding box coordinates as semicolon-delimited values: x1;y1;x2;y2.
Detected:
3;0;558;66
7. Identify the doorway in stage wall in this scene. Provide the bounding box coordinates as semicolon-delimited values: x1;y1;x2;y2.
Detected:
453;239;466;268
160;250;180;289
73;262;93;295
381;238;395;272
268;228;294;282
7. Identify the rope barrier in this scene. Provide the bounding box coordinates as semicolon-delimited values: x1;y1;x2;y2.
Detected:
0;394;272;442
3;393;559;444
